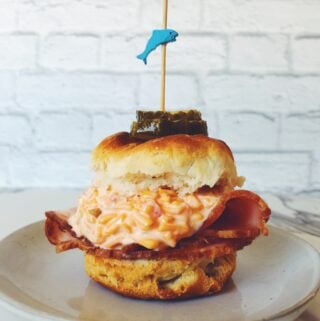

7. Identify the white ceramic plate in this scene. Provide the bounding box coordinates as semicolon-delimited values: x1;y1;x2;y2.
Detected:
0;223;319;321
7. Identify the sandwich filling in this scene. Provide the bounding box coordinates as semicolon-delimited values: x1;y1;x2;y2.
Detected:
68;186;227;250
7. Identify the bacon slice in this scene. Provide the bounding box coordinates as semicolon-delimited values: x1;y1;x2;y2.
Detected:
45;189;270;260
45;211;93;253
200;189;270;237
45;211;252;260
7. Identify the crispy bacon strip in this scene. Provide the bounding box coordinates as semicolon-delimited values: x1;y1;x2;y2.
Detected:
200;189;270;237
45;190;270;260
45;211;93;253
45;211;252;259
89;238;253;260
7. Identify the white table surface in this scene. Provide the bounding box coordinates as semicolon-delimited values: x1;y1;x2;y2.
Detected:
0;189;319;321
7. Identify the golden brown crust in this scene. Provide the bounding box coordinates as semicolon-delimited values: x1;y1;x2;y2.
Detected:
93;132;234;162
84;252;236;300
91;132;244;193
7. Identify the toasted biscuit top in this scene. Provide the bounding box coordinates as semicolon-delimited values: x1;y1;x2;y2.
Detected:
91;132;244;194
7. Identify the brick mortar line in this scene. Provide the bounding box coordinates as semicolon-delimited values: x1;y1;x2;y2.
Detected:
226;34;231;72
196;72;206;108
2;71;320;78
7;69;320;76
226;32;294;37
14;70;198;76
0;31;310;37
0;111;31;117
214;112;221;137
0;32;39;36
205;71;320;77
286;34;293;73
34;147;93;153
234;150;313;155
193;74;202;107
35;34;41;70
294;34;320;39
277;113;283;150
26;150;91;155
135;74;141;107
12;70;19;110
0;187;85;193
285;111;320;117
29;110;94;116
291;189;320;195
217;110;277;120
308;151;316;187
97;33;104;67
41;32;102;38
0;68;40;73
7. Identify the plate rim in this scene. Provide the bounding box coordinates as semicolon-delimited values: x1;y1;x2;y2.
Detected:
0;221;319;321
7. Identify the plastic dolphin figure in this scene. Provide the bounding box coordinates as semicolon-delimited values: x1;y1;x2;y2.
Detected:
137;29;179;65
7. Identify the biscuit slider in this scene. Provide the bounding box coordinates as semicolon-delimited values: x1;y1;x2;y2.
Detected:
45;112;270;300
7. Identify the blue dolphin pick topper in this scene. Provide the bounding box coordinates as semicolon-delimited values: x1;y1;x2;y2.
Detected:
137;29;179;65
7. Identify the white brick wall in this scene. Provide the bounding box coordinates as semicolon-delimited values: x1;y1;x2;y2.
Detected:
0;115;32;147
139;74;199;107
202;0;320;33
0;0;319;195
40;34;100;70
235;152;311;193
293;37;320;72
218;112;279;150
229;35;289;73
0;73;15;107
34;113;91;151
0;1;16;32
0;34;38;69
17;73;138;111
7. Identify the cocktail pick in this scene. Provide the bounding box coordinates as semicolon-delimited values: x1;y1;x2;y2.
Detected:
137;0;178;112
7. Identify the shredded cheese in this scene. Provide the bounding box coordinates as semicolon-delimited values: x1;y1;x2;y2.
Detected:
68;187;222;250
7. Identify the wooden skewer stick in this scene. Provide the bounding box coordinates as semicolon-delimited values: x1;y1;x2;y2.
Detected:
160;0;168;112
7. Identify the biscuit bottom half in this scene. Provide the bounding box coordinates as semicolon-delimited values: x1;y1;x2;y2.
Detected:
84;252;236;300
